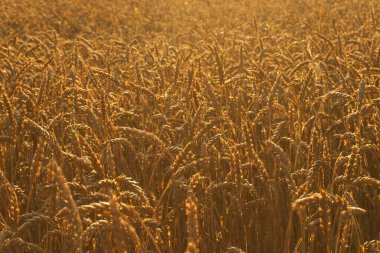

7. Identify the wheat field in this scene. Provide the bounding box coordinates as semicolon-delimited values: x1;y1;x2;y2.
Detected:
0;0;379;252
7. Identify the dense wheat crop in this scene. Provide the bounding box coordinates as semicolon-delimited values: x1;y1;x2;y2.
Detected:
0;0;380;252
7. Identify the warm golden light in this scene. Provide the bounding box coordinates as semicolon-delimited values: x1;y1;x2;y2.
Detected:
0;0;379;252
